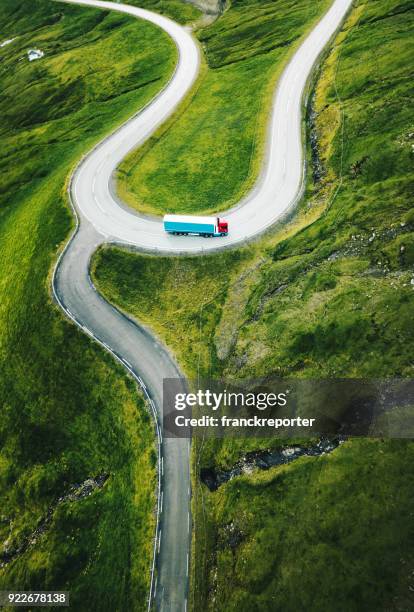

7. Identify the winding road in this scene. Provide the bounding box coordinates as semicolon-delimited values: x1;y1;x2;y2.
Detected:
53;0;353;609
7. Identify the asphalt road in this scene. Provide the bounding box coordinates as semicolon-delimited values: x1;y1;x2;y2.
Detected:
53;0;353;610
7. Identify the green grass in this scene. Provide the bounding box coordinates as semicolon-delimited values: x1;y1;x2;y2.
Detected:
197;439;414;612
93;0;414;609
110;0;202;24
224;0;414;380
116;0;331;215
0;1;177;609
92;247;252;379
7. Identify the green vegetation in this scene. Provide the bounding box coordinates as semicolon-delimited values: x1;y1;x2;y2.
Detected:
0;1;176;609
117;0;331;215
110;0;201;24
222;0;414;380
92;247;251;378
94;0;414;609
196;439;414;611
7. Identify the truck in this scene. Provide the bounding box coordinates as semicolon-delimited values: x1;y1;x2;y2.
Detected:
163;214;229;237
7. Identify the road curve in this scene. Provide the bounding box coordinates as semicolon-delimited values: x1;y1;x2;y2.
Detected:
53;0;353;610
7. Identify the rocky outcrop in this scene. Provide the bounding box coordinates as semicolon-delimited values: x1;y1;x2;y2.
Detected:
0;473;109;567
200;438;344;491
184;0;226;16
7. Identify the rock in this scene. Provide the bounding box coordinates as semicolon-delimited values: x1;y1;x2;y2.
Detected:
27;49;44;61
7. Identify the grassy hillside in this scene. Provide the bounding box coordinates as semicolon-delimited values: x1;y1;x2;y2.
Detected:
92;247;250;378
225;0;414;381
93;0;414;609
110;0;201;23
0;1;176;609
196;439;414;612
116;0;331;215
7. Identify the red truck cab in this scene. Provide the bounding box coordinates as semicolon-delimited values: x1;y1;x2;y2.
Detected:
218;218;228;236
